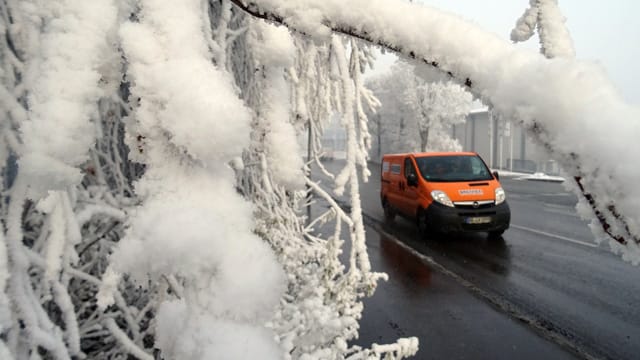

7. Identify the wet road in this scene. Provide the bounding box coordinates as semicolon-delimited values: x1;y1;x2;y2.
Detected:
352;224;576;359
313;160;640;359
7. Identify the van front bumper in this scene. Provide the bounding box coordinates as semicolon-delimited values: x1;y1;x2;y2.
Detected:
424;201;510;233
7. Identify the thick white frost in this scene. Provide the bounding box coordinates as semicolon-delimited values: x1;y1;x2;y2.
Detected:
20;0;118;198
99;1;286;358
249;22;305;190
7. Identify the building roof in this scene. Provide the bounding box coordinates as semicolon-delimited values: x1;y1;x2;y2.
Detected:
469;107;489;115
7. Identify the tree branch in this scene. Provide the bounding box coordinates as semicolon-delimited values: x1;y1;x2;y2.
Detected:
228;0;471;87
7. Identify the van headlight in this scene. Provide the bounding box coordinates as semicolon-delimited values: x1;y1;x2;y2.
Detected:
495;187;506;205
431;190;454;207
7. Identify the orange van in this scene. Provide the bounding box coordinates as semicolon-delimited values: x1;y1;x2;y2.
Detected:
380;152;510;238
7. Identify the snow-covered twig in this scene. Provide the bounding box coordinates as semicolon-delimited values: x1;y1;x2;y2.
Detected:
306;178;354;228
104;319;153;360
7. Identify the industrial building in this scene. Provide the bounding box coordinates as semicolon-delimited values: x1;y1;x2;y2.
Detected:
454;109;560;175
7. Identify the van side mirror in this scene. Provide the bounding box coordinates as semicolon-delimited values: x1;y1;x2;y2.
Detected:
407;173;418;187
493;171;500;180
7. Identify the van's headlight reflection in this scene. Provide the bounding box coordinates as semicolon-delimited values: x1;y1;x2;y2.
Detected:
431;190;454;207
495;187;506;205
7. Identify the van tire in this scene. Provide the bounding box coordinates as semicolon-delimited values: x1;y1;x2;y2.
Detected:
383;199;396;222
488;230;505;239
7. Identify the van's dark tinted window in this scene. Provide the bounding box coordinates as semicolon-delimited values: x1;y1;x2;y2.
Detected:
415;155;493;182
404;158;416;178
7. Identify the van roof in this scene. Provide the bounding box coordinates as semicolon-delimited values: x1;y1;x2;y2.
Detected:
382;151;478;158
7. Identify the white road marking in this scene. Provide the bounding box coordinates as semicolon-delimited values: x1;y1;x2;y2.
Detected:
511;224;597;248
542;204;580;218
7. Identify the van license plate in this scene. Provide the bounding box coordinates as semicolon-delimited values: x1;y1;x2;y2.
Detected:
465;216;491;224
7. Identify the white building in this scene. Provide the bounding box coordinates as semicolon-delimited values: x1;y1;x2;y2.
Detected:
452;109;560;174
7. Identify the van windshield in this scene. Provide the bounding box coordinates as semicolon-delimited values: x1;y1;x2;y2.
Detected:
415;155;494;182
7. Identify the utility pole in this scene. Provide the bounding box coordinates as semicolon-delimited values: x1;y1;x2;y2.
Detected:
377;113;382;160
509;121;514;172
306;119;312;223
488;111;494;168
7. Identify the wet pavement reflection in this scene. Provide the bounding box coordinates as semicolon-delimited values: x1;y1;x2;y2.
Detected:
379;234;432;289
378;217;512;280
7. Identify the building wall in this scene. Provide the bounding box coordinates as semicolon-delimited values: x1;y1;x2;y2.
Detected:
452;111;493;166
451;110;560;174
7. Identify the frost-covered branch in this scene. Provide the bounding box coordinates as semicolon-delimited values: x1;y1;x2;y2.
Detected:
234;13;415;358
509;0;639;252
511;0;575;59
229;0;473;87
104;319;153;360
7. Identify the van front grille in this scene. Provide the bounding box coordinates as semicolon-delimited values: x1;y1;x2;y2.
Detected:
453;201;495;210
458;211;497;217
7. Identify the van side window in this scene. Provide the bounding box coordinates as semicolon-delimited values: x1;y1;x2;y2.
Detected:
382;161;390;173
404;158;416;178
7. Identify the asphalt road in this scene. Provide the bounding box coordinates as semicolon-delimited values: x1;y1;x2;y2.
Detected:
312;160;640;360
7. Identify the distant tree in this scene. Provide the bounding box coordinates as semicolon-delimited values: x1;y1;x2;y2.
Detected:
367;61;472;155
405;81;473;152
366;62;417;155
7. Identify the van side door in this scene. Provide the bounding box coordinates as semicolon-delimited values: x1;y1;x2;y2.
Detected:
384;160;403;211
399;157;420;217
